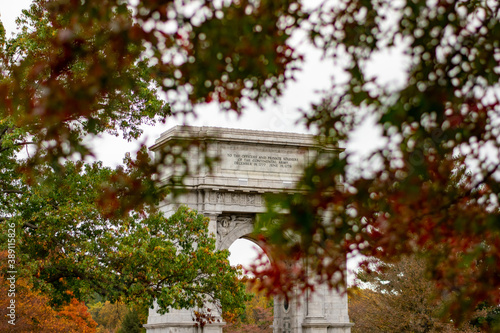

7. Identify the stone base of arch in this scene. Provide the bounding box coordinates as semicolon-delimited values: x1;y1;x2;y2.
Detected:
273;284;351;333
144;293;352;333
144;306;225;333
144;322;225;333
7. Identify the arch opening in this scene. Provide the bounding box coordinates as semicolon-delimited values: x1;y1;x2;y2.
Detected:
227;238;274;332
228;238;270;274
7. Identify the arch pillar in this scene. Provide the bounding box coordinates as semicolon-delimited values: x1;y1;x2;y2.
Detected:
273;281;352;333
302;288;330;333
144;211;225;333
203;212;222;249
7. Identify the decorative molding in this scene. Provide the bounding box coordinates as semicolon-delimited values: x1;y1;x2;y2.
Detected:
207;191;262;206
283;318;292;333
216;214;254;245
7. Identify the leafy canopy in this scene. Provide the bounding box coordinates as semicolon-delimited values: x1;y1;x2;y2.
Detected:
1;158;248;318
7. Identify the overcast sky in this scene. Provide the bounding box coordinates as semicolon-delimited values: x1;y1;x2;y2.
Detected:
0;1;398;277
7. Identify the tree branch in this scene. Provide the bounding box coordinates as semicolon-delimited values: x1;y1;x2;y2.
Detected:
0;141;37;153
23;222;38;229
0;127;8;139
1;189;24;194
0;217;38;229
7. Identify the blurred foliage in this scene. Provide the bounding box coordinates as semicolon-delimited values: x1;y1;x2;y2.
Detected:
0;0;248;320
0;0;500;325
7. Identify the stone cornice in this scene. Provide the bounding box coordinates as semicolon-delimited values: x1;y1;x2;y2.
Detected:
150;125;342;152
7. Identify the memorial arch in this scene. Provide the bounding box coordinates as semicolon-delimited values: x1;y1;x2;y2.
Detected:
144;126;352;333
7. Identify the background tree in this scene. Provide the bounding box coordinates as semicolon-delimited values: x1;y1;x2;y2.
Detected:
0;158;248;320
224;279;273;333
0;251;98;332
88;300;128;333
349;255;480;333
118;308;145;333
471;303;500;332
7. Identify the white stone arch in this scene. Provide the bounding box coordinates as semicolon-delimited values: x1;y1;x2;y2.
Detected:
145;126;352;333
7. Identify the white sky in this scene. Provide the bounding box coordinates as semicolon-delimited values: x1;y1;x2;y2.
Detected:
0;1;395;280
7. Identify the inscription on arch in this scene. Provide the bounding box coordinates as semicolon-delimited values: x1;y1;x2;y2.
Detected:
220;143;305;174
